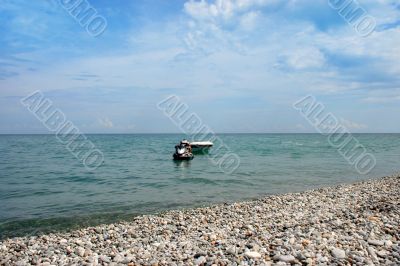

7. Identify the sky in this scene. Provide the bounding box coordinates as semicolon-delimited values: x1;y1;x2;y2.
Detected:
0;0;399;133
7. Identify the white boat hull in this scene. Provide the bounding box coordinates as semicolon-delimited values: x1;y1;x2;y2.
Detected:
190;141;213;152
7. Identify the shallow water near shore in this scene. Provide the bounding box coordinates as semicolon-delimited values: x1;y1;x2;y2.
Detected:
1;133;399;239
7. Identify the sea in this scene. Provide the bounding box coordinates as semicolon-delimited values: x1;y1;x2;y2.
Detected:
0;133;399;239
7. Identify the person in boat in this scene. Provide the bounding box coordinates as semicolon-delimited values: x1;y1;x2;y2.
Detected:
181;139;189;145
175;143;186;155
180;140;192;153
173;140;194;160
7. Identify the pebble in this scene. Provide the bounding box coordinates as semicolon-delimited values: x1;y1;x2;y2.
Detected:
244;251;262;259
99;255;111;263
377;250;389;258
384;240;393;247
113;254;124;262
368;239;384;246
0;175;399;265
296;252;306;260
209;234;217;241
278;255;296;263
367;247;379;262
195;256;206;265
226;246;237;255
331;248;346;259
76;247;85;257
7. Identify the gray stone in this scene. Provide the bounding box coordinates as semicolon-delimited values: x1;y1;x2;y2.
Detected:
226;246;237;255
279;254;296;263
377;250;389;258
99;255;111;263
76;247;85;257
245;251;262;259
195;256;206;265
367;247;379;262
331;248;346;259
384;240;393;247
296;252;306;261
113;254;124;262
368;239;384;246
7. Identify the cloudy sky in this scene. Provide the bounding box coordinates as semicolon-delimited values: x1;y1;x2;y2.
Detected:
0;0;399;133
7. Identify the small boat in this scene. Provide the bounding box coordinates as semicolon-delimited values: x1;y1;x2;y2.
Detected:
173;152;194;160
172;140;213;160
190;141;213;153
173;140;194;160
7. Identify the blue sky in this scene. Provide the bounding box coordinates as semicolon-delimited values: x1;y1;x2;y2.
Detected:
0;0;399;133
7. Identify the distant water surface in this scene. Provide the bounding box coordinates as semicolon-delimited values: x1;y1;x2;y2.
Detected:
0;134;399;238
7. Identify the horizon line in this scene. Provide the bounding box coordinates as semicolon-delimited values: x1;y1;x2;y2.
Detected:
0;132;399;135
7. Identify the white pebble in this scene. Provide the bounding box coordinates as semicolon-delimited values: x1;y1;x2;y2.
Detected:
245;251;262;259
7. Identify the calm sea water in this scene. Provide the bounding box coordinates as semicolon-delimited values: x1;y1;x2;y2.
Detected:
0;134;399;238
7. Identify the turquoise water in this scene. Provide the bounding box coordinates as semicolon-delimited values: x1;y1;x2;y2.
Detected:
0;134;399;238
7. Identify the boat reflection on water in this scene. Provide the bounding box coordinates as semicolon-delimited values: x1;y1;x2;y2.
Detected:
173;159;192;169
192;148;210;155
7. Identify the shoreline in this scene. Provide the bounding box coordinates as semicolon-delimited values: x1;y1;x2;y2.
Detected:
1;175;399;265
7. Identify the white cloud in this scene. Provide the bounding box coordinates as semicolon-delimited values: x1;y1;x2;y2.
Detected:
362;96;400;103
3;0;398;102
339;118;367;130
183;0;272;21
362;88;400;103
1;0;399;135
239;11;261;31
284;47;326;70
98;117;114;128
181;0;279;54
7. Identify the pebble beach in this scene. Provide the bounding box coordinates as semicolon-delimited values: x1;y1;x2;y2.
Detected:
1;175;399;266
